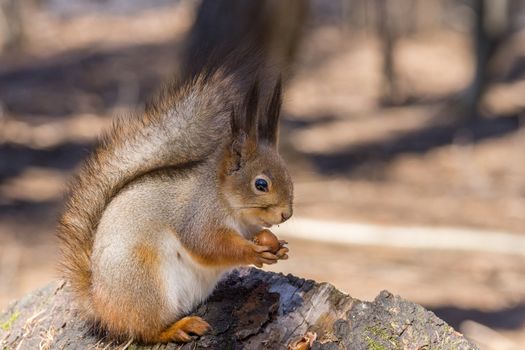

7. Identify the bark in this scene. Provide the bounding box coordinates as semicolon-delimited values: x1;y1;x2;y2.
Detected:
1;268;478;350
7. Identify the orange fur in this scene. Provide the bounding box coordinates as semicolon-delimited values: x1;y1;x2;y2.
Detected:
185;228;256;267
182;227;280;269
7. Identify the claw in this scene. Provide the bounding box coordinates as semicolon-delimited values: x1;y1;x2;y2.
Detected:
276;246;289;259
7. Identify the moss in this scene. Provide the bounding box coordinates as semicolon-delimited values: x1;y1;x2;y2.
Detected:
0;311;20;331
365;335;388;350
364;325;401;350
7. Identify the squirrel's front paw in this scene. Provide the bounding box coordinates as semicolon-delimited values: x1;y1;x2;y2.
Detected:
252;229;289;262
249;244;279;268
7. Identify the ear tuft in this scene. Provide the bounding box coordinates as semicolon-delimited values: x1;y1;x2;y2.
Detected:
243;80;260;139
260;77;282;145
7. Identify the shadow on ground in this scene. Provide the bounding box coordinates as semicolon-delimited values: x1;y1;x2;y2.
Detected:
431;303;525;332
0;141;93;182
291;113;523;176
0;39;180;117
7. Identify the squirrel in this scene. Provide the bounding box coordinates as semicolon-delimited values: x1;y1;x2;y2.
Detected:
57;69;293;343
57;0;306;343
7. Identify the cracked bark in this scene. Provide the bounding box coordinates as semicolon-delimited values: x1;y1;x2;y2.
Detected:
1;268;478;349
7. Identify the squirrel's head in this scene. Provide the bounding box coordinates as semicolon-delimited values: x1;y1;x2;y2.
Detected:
220;78;293;229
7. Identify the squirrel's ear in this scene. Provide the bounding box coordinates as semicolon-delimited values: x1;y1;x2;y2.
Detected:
225;108;243;174
230;107;242;141
260;77;282;146
225;104;256;174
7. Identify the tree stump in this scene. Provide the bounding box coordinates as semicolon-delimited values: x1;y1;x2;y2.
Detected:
1;268;478;349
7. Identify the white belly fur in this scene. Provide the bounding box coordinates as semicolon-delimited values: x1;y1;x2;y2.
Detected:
160;232;228;316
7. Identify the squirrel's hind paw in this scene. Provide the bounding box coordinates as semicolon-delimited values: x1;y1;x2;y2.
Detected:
158;316;210;343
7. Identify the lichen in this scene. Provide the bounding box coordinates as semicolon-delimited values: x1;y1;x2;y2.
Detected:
0;311;20;331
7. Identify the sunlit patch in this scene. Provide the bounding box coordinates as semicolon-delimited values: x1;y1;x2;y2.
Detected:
0;114;109;149
0;167;66;202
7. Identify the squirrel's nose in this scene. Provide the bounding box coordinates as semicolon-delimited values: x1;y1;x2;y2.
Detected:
281;209;292;222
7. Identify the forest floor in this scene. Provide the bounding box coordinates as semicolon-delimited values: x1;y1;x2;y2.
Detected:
1;2;524;347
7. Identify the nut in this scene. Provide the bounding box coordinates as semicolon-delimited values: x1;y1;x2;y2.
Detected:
253;229;280;253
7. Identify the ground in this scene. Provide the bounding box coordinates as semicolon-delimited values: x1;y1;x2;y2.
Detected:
0;1;524;347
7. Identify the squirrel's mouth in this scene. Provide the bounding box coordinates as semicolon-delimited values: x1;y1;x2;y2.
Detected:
259;219;272;228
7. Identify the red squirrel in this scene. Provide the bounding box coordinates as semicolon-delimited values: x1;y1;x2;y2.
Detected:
57;74;293;343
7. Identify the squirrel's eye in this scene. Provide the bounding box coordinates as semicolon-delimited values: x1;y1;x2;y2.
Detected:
254;178;269;192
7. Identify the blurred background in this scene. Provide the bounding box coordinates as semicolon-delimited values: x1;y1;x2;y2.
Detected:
0;0;524;348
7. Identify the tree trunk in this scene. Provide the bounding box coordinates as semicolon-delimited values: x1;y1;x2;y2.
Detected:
1;268;478;349
463;0;510;120
375;0;398;105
